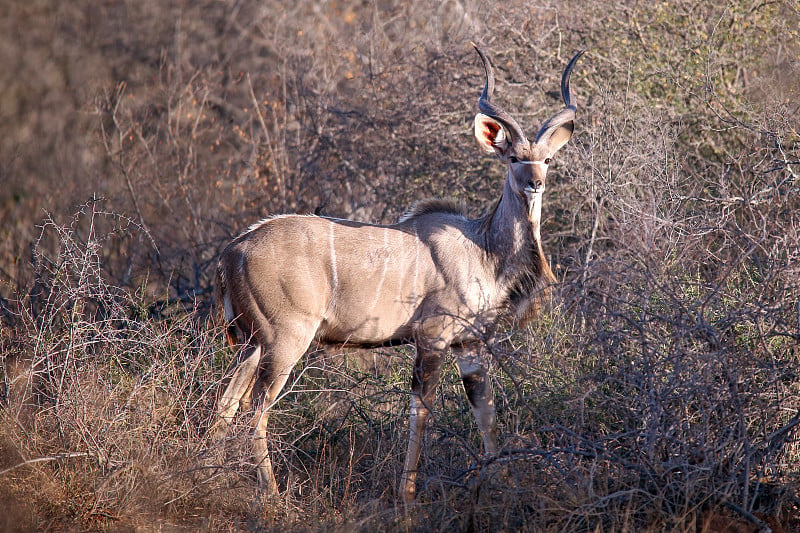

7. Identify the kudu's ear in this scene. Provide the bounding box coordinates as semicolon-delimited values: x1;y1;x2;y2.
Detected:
474;113;511;157
535;108;575;154
534;49;585;155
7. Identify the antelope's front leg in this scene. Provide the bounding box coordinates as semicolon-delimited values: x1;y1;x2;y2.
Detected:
401;349;444;507
457;357;498;455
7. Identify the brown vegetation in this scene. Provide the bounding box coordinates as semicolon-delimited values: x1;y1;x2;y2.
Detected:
1;0;799;531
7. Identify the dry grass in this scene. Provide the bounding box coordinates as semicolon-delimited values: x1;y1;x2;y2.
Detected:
1;0;799;531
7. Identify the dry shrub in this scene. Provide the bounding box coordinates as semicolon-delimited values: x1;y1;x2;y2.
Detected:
0;202;259;530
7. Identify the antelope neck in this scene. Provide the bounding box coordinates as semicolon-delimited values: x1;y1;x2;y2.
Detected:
482;178;540;268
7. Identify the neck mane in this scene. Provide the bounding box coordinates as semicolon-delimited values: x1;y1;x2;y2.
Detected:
478;179;555;324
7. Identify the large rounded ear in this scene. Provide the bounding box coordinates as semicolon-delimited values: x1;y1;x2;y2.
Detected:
474;113;511;157
533;49;584;155
535;108;575;154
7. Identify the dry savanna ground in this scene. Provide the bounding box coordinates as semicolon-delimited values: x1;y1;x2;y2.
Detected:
1;0;799;531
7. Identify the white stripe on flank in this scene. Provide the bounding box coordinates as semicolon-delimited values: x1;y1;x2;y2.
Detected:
369;228;389;314
329;220;338;291
412;222;419;309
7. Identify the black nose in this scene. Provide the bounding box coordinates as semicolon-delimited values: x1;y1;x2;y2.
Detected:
528;179;544;190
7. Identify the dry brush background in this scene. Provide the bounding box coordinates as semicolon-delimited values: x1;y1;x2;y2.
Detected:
1;0;799;531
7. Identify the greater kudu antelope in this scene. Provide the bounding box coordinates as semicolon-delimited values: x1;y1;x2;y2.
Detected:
213;45;585;505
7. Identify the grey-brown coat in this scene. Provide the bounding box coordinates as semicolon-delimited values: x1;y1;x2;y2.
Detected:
212;45;585;506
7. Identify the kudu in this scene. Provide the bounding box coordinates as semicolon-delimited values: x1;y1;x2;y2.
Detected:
213;45;584;505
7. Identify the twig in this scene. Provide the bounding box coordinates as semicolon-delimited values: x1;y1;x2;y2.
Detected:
0;452;90;476
724;500;773;533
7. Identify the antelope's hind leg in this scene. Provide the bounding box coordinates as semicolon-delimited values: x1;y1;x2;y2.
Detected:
211;344;262;440
249;323;319;495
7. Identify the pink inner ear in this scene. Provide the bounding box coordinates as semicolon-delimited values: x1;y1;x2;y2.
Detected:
477;118;501;147
484;120;500;139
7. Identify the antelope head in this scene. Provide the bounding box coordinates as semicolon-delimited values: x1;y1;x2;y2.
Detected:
473;45;585;221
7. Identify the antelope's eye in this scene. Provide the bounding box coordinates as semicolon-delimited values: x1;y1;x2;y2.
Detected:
509;156;519;164
544;157;552;165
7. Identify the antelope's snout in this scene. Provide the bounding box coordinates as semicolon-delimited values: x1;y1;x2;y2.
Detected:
516;162;546;195
525;178;545;194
